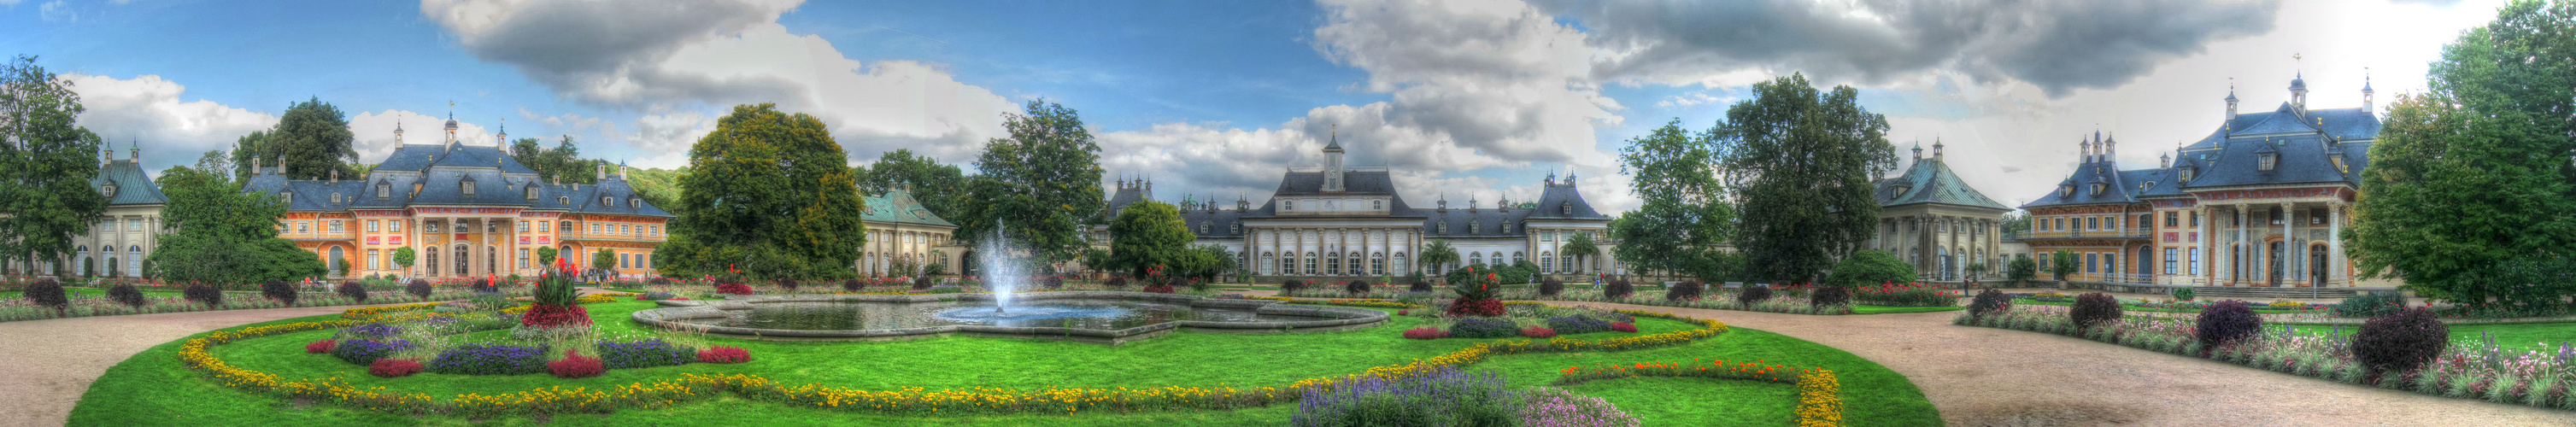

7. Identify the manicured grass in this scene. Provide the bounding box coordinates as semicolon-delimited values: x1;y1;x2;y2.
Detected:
1852;305;1965;314
2284;321;2576;353
1556;377;1793;425
74;300;1939;425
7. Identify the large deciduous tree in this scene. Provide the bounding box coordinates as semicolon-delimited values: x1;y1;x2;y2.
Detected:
2349;1;2576;309
857;149;966;219
1710;73;1898;284
145;162;326;285
509;135;603;185
234;97;356;180
958;100;1106;264
1106;201;1191;278
0;55;108;276
1614;120;1735;282
659;103;868;280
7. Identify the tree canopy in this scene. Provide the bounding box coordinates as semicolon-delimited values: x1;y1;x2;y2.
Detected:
1825;250;1917;289
658;103;869;280
1562;231;1601;273
1710;73;1897;284
1614;120;1735;282
2347;0;2576;309
1418;240;1460;276
145;161;325;284
857;149;967;220
509;135;605;185
0;55;107;275
957;100;1106;264
231;97;357;180
1106;200;1192;278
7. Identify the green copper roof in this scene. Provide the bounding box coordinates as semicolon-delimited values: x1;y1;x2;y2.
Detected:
92;159;168;206
861;190;955;228
1874;158;2008;210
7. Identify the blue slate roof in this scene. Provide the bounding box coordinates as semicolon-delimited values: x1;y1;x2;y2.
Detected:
1874;157;2009;210
2021;158;2139;208
242;149;670;218
91;158;167;206
373;143;539;174
2026;90;2378;208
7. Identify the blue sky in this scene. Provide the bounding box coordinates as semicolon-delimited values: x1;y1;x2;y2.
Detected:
0;0;2515;213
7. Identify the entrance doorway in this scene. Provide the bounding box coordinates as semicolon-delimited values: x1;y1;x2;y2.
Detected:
454;244;470;278
2267;241;2284;287
2311;244;2329;288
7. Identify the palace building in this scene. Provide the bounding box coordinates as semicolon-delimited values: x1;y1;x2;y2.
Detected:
242;115;672;279
855;189;960;278
1867;140;2012;281
44;143;169;278
2019;73;2392;290
1096;133;1620;279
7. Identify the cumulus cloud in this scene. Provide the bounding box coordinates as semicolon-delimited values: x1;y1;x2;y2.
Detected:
422;0;1019;167
62;73;277;171
1563;0;2283;96
346;110;502;162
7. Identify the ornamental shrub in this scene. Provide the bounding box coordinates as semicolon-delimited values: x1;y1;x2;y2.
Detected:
1811;286;1851;307
306;339;337;354
1142;284;1178;294
715;283;755;295
596;338;698;369
1402;327;1449;340
331;339;416;366
1610;322;1638;333
776;278;799;292
912;276;934;290
1547;315;1613;334
2353;307;2448;374
1666;282;1705;301
262;280;299;306
1446;299;1505;318
2335;292;2407;319
549;349;607;378
2197;300;2265;350
106;283;148;307
337;323;403;340
1183;277;1208;292
1447;317;1519;338
1519;326;1558;338
1105;276;1129;289
428;343;551;375
405;279;432;299
1345;280;1372;295
698;346;753;364
21;278;66;311
1538;278;1564;296
842;278;866;292
1735;284;1773;305
369;358;425;378
1968;289;2012;318
2069;292;2122;329
181;284;223;307
520;304;593;327
1411;280;1434;293
1046;276;1065;290
1289;366;1518;427
1281;279;1306;294
472;278;499;295
649;277;675;286
1826;249;1919;289
337;280;370;302
2172;287;2198;301
1603;279;1633;299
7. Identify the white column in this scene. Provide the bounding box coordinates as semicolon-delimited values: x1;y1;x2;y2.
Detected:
2329;205;2344;287
2280;202;2293;287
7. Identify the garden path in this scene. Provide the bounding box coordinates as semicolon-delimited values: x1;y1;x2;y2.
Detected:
1533;300;2576;426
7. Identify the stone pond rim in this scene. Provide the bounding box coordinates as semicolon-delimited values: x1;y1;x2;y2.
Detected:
631;291;1390;345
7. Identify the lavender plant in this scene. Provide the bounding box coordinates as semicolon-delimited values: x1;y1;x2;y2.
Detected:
1289;366;1521;427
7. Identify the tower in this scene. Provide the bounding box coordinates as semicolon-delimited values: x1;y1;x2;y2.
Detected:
2225;79;2240;122
2362;68;2375;112
2102;133;2115;164
129;138;138;162
395;114;406;144
496;118;507;145
1932;138;1945;160
2289;73;2309;113
1911;142;1922;161
2079;135;2092;163
1323;124;1345;192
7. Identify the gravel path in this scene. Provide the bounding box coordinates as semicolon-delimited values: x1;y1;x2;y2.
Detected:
1532;301;2576;426
0;305;362;427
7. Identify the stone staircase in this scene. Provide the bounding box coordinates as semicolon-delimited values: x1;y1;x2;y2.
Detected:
2192;286;2356;300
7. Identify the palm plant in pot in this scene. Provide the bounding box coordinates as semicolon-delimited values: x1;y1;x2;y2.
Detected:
522;257;593;328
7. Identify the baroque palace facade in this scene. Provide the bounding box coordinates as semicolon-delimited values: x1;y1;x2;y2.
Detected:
1094;134;1620;279
855;189;960;278
2019;74;2395;289
242;117;672;279
1868;141;2012;281
32;143;169;278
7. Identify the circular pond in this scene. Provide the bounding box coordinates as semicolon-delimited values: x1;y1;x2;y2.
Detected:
632;291;1388;345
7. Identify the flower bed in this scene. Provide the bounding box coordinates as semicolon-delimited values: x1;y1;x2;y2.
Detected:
1957;305;2576;412
169;302;1732;417
1851;282;1957;307
1553;360;1842;427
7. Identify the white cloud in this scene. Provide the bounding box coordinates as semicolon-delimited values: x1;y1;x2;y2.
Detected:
38;0;73;22
62;73;276;170
422;0;1019;167
346;110;502;162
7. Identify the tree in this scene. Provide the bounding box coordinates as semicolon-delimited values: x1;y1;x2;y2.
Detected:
1418;240;1460;277
2349;1;2576;309
1825;250;1917;289
2048;249;2079;283
510;135;608;185
1615;120;1736;283
334;256;351;278
1107;201;1191;278
2008;254;2039;285
1964;261;1988;280
228;131;267;181
1077;247;1112;277
0;55;108;276
144;162;324;285
857;149;967;220
957;100;1106;264
2000;212;2032;239
1562;231;1601;274
239;97;357;180
592;248;616;272
536;246;558;266
392;247;416;275
660;103;869;280
1710;73;1898;284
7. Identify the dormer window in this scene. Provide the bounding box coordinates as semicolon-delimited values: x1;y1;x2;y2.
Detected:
1470;221;1481;235
602;196;613;206
526;186;539;200
1283;200;1294;211
377;184;390;198
2180;167;2195;182
2259;154;2277;172
2090;183;2105;196
2331;156;2347;173
1560;202;1571;215
2060;185;2074;197
281;191;293;204
101;184;116;197
1199;223;1208;234
559;196;570;206
461;182;476;196
1372;199;1382;211
1440;222;1449;234
1230;224;1240;234
629;197;640;208
332;193;342;203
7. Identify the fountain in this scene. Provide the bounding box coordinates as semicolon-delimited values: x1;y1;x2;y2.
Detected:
974;221;1022;312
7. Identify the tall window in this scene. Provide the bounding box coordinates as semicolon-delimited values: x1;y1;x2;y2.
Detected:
367;249;381;270
1304;252;1317;275
2104;254;2117;276
331;221;344;233
390;220;404;232
2190;212;2200;227
1394;253;1408;275
2163;249;2178;274
2189;249;2201;275
1327;252;1341;275
1371;253;1385;275
367;220;380;232
2085;254;2098;273
518;249;530;268
1540;252;1554;272
518;221;530;232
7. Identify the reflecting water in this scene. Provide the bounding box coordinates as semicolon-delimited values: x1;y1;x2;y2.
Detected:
678;299;1328;330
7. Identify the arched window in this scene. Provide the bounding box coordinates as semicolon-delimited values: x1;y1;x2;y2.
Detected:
1513;251;1526;266
1262;252;1276;276
1327;252;1341;275
426;251;440;276
1540;251;1554;272
1470;252;1484;266
1394;252;1409;275
1371;252;1386;276
1304;252;1317;275
1349;251;1362;275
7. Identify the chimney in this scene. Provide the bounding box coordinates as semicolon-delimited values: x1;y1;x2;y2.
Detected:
103;147;112;165
276;155;286;176
330;168;339;184
596;162;607;181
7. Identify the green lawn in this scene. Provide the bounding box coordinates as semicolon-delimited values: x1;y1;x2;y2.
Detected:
2284;321;2576;353
1852;305;1964;314
73;300;1940;426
